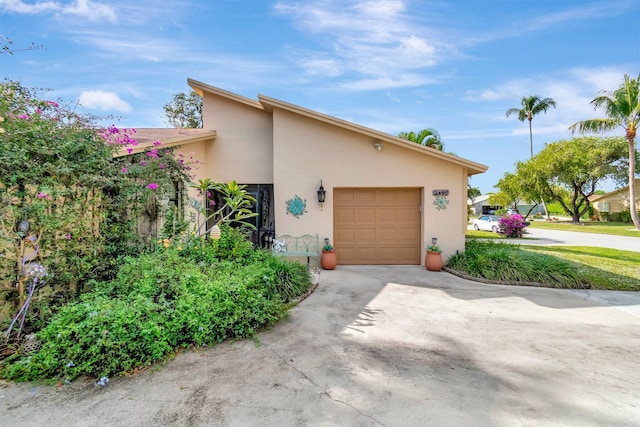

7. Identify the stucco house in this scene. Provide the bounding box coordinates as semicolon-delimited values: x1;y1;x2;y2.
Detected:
591;179;640;219
134;79;488;265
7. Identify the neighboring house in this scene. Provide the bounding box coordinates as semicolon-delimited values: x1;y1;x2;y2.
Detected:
591;179;640;217
133;79;488;265
468;194;545;216
468;195;499;215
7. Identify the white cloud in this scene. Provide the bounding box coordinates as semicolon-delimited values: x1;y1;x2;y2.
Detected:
61;0;116;23
340;74;436;91
78;90;132;112
274;0;450;90
0;0;58;13
0;0;116;23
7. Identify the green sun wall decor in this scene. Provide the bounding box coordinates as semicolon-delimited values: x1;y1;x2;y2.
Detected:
286;195;307;218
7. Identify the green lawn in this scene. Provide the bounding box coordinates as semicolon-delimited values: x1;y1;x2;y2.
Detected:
520;245;640;291
527;219;640;237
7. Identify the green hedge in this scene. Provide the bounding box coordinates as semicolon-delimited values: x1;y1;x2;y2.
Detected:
0;227;311;382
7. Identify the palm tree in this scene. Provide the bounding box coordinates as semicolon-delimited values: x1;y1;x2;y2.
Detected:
505;95;557;158
506;95;557;219
398;128;443;151
569;74;640;229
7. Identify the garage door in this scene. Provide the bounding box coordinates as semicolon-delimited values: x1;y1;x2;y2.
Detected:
334;188;421;265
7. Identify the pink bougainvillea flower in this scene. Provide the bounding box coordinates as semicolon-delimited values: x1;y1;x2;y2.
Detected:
147;183;158;190
121;167;127;173
127;148;133;154
37;192;51;200
65;234;71;239
209;200;216;206
153;141;162;146
159;164;165;169
19;114;29;120
140;160;146;166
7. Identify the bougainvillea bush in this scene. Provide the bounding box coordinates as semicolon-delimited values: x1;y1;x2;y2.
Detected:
0;80;193;328
498;214;527;238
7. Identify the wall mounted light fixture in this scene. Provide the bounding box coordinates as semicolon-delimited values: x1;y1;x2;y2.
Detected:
432;237;438;246
317;180;326;206
373;142;383;151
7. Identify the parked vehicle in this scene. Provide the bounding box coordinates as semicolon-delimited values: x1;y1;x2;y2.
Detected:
472;215;502;232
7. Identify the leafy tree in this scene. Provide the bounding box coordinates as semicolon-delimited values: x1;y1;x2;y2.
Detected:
505;95;557;158
163;91;202;128
490;173;523;210
398;128;443;150
515;136;627;223
569;74;640;229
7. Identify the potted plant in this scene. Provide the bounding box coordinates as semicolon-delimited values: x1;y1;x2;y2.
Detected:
425;243;443;272
321;238;337;270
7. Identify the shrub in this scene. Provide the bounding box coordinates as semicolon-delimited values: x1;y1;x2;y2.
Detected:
498;214;526;238
0;233;311;382
447;240;583;287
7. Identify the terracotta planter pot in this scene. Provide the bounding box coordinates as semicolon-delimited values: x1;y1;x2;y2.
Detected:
321;250;337;270
425;251;443;272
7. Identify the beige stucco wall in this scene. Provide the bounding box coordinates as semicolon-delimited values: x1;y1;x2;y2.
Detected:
200;92;273;184
272;109;467;262
592;179;640;214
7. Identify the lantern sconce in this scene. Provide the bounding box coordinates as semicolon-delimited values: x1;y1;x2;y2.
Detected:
373;142;383;151
431;237;438;246
317;180;326;210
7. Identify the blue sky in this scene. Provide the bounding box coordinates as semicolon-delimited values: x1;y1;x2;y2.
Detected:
1;0;639;193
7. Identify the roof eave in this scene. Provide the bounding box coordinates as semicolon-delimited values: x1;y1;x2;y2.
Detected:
113;131;217;158
188;78;265;110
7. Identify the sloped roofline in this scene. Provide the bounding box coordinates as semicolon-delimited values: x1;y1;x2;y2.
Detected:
188;78;264;110
591;178;640;202
187;78;488;175
113;129;217;157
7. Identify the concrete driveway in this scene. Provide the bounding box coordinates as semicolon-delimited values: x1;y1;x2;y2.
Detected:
2;266;640;426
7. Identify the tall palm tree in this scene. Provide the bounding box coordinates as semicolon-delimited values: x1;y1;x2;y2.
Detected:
505;95;557;158
506;95;557;219
398;128;443;150
569;74;640;229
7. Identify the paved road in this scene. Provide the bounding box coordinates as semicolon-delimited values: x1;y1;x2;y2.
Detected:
468;225;640;252
2;266;639;426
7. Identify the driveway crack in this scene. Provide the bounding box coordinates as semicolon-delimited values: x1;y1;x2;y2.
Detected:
266;345;386;426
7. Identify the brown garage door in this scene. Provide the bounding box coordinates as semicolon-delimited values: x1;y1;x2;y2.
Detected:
334;188;421;265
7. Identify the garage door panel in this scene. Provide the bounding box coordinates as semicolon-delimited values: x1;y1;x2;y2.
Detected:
334;188;421;265
335;227;355;244
376;208;399;224
398;189;421;205
355;208;376;224
398;207;420;221
397;227;420;241
354;247;376;263
334;190;356;206
355;189;377;205
377;191;398;204
334;208;355;224
356;228;377;243
377;228;399;242
338;247;356;264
